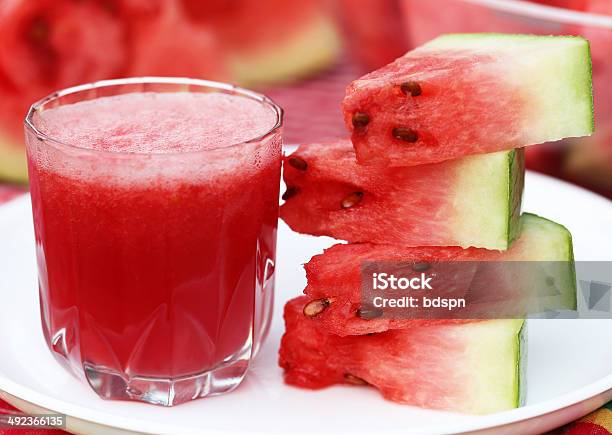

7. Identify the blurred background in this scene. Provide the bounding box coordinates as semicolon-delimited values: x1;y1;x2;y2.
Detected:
0;0;611;199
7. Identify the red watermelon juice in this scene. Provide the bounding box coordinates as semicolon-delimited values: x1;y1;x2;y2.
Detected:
24;79;282;406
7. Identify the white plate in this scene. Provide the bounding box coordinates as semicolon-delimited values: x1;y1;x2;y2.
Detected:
0;171;611;435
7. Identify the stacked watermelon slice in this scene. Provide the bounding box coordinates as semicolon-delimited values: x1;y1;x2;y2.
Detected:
279;34;594;414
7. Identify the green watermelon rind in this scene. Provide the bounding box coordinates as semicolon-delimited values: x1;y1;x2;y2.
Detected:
462;319;526;412
518;321;527;407
451;149;524;250
519;213;578;312
436;318;525;413
422;33;594;139
456;318;527;411
507;148;525;247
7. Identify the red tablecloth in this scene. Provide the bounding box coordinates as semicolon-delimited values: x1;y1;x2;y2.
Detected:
0;62;610;435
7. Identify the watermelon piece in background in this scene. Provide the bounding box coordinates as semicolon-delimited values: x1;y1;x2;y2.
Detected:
179;0;341;85
282;140;524;250
279;296;526;414
565;132;612;191
525;142;567;176
0;0;125;94
343;33;594;167
301;214;575;336
336;0;409;71
126;0;227;79
0;0;127;182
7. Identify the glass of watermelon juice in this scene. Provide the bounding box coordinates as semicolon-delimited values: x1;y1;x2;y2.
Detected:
24;78;283;406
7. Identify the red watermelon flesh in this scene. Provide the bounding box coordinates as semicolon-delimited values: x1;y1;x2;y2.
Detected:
343;33;593;167
337;0;408;71
0;0;126;138
302;214;575;336
281;139;523;250
126;0;227;79
279;296;525;414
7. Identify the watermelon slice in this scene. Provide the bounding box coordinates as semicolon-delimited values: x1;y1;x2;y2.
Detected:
301;213;575;336
342;33;594;167
279;296;526;414
281;139;524;249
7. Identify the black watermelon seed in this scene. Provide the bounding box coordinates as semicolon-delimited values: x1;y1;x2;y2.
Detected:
288;156;308;171
412;261;430;272
356;307;383;320
352;112;370;130
282;186;299;200
392;127;418;143
344;373;369;385
400;81;422;96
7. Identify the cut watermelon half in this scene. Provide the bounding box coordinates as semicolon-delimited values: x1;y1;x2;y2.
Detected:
337;0;408;71
0;0;127;182
342;33;594;167
179;0;341;85
281;139;524;249
302;213;576;336
126;0;227;80
279;296;526;414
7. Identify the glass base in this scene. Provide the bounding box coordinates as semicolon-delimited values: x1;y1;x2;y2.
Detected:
81;346;251;406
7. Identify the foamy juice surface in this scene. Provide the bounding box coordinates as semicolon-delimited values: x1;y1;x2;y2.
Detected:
30;92;280;185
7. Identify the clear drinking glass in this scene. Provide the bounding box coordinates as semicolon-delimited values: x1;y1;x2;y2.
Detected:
24;78;283;406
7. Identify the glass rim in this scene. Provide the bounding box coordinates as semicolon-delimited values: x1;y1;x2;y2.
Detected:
462;0;612;27
24;76;284;156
